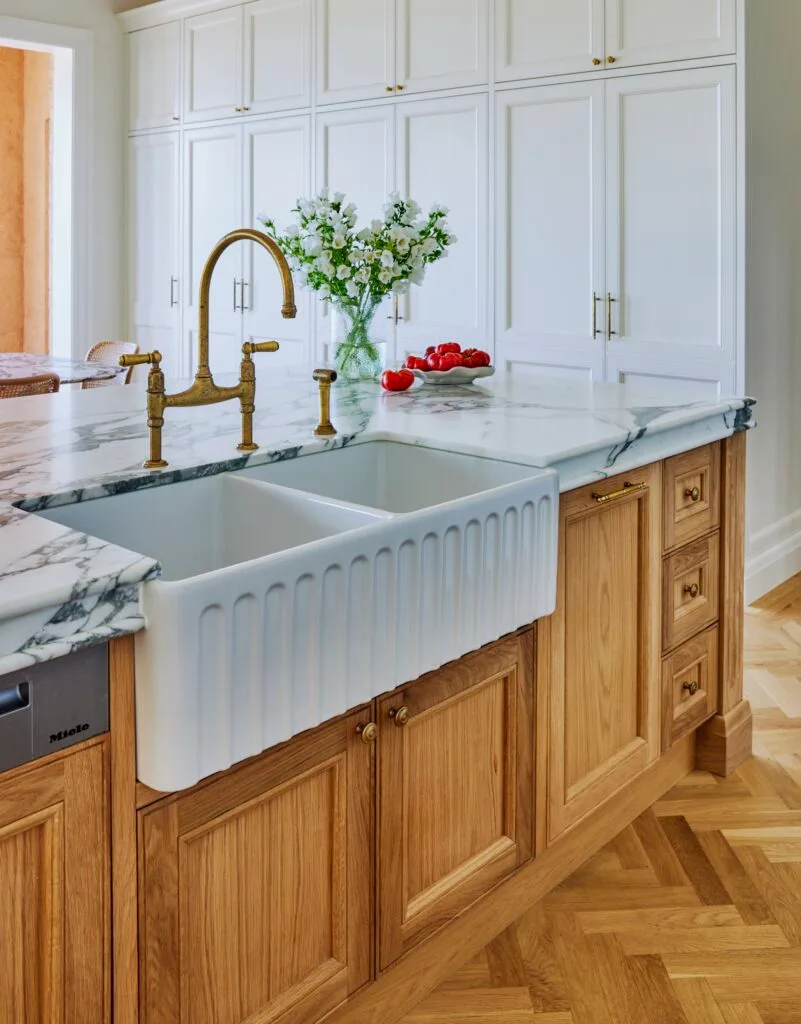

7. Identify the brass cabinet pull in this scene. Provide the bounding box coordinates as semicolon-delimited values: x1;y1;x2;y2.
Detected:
606;293;617;339
389;706;410;727
682;681;700;697
591;481;648;504
592;292;602;337
607;55;617;63
684;582;700;599
356;722;378;744
685;486;701;503
592;58;602;65
386;86;395;93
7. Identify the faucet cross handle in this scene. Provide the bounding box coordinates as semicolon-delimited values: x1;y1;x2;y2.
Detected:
119;350;162;369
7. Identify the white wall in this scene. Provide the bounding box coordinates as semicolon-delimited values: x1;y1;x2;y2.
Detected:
0;0;126;352
744;0;801;602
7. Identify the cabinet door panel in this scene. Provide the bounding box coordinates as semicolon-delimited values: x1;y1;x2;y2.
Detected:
244;0;311;115
395;95;488;359
543;464;661;842
316;0;394;105
377;632;534;968
184;8;243;123
495;0;603;81
139;709;373;1024
605;67;736;390
183;126;243;377
129;133;182;373
243;115;312;366
396;0;488;94
0;741;109;1024
129;22;181;131
606;0;735;67
496;83;605;380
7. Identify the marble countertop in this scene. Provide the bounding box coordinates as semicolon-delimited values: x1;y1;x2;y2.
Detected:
0;368;754;674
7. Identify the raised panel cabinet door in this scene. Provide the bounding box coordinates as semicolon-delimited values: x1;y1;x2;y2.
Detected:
604;66;737;393
129;133;182;373
396;0;489;94
0;739;109;1024
495;0;604;81
542;464;661;842
244;0;312;115
377;632;534;969
184;7;244;123
395;94;488;360
183;125;244;378
606;0;735;67
316;0;395;105
128;21;181;131
496;83;605;381
138;708;374;1024
243;115;312;366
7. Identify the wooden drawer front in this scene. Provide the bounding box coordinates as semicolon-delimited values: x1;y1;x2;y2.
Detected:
663;444;721;552
663;534;720;652
662;627;719;750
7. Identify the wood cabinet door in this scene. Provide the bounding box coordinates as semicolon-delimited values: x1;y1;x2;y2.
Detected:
0;738;109;1024
128;21;181;131
377;632;534;970
396;0;489;94
244;0;311;116
542;464;661;843
184;7;244;123
138;708;374;1024
606;0;735;68
495;0;604;82
316;0;395;105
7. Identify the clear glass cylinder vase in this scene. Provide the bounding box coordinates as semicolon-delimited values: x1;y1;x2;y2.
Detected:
330;298;385;382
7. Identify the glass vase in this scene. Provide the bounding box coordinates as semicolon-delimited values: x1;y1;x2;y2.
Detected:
330;298;385;382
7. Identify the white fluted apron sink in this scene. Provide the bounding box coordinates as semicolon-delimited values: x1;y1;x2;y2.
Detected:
37;441;558;790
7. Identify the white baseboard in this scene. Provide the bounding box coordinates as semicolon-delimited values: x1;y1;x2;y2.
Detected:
746;508;801;604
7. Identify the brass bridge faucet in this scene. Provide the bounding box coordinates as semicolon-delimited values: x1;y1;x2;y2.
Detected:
121;228;296;469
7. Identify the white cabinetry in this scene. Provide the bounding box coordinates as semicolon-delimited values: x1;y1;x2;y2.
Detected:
128;133;182;369
607;0;736;69
244;0;311;115
184;7;244;122
316;0;394;104
129;22;181;131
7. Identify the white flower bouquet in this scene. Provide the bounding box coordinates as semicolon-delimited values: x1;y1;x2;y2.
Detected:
261;189;455;379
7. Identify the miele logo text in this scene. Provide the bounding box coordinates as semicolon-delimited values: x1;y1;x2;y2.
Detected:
49;723;90;744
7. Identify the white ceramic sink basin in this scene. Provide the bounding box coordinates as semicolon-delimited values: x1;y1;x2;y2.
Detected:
35;446;559;791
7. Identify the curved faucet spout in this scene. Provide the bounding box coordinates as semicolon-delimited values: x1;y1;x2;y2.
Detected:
197;228;296;379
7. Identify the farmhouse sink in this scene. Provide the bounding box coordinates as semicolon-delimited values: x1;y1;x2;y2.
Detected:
35;446;559;791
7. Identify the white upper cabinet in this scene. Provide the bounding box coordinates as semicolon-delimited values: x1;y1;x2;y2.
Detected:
243;115;312;366
396;0;488;94
495;0;603;81
128;22;181;130
495;83;606;380
395;95;488;356
244;0;311;115
604;66;736;392
184;7;244;123
606;0;735;68
316;0;394;104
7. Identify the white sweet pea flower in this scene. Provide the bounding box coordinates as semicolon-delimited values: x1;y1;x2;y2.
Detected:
354;267;370;284
421;237;438;255
356;228;372;242
380;250;395;268
336;264;352;280
343;202;356;218
332;232;347;249
318;186;330;200
396;238;410;254
446;234;457;245
348;251;363;265
409;266;425;285
302;236;322;256
345;279;361;298
378;269;393;285
319;284;331;300
370;219;383;234
285;224;300;238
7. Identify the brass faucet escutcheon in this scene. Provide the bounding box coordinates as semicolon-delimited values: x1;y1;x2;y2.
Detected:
313;368;337;437
121;228;296;469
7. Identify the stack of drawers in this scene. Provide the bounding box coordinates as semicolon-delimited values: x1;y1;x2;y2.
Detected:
661;444;722;750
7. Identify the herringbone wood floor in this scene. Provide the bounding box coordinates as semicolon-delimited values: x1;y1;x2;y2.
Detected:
401;577;801;1023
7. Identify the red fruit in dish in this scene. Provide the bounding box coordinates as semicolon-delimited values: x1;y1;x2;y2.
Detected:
380;369;415;392
424;345;436;357
405;355;428;370
436;342;461;355
462;354;477;368
438;352;464;371
473;350;492;367
462;347;477;358
426;353;442;370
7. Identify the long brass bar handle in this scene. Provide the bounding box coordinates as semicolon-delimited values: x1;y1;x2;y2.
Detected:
606;293;617;339
591;481;648;504
592;292;602;337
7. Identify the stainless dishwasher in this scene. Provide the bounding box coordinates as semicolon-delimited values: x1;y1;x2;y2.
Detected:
0;644;109;774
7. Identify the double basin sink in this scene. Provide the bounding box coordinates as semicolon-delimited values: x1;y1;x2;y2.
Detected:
37;442;558;790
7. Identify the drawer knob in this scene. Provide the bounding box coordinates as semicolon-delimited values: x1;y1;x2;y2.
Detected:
356;722;378;744
682;681;700;697
684;582;700;599
389;705;410;727
685;486;701;502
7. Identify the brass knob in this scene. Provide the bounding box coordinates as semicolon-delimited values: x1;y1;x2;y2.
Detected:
396;84;405;91
607;56;617;63
592;58;602;65
684;582;700;599
235;106;243;112
683;681;700;697
685;486;701;502
356;722;378;744
386;86;395;93
389;706;410;727
313;368;337;438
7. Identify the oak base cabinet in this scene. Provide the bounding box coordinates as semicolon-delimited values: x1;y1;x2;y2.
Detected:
0;738;110;1024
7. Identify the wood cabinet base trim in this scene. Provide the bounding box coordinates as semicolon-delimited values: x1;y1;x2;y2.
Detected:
321;733;695;1024
694;698;753;777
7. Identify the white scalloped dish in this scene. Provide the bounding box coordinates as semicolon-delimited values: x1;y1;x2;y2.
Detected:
412;365;495;386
